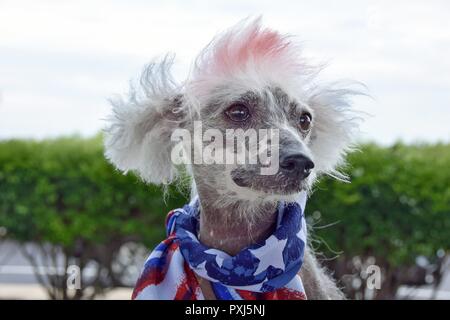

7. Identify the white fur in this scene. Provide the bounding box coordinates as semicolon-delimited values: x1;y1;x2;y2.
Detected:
104;18;363;195
104;55;186;184
103;17;364;301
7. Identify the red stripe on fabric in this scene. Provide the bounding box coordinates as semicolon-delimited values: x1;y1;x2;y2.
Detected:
265;288;307;300
235;289;259;300
235;288;307;300
131;238;179;299
165;210;176;227
174;262;201;300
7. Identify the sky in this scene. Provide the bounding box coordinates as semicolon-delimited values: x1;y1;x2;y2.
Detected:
0;0;449;145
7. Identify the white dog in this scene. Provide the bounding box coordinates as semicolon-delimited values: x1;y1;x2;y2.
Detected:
104;17;361;300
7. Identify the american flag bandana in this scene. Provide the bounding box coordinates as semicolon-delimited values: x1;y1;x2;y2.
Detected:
132;193;308;300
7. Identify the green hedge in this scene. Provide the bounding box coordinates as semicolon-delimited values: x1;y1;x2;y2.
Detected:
0;136;448;298
0;135;187;248
309;143;450;266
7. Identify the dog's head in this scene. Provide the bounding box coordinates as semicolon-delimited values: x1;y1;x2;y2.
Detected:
104;18;362;207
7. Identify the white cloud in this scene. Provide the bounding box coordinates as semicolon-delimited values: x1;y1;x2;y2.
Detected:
0;0;449;144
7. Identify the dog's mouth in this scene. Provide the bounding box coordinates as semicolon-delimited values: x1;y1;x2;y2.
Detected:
230;167;308;195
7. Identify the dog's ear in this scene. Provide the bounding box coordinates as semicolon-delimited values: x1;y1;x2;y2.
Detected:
104;55;188;185
307;84;363;180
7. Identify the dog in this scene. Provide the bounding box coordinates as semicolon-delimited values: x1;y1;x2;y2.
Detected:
104;17;361;300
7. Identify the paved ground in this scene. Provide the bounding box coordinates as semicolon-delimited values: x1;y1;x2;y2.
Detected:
0;240;134;299
0;283;133;300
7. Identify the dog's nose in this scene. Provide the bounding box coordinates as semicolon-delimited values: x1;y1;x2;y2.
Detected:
280;153;315;179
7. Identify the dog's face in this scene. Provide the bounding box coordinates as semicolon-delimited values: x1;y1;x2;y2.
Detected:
188;83;316;204
104;18;361;210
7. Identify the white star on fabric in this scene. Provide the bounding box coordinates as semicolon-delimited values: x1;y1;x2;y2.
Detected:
204;249;228;268
296;218;307;241
185;230;199;241
249;235;287;275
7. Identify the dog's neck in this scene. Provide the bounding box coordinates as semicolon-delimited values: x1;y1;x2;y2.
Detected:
196;193;278;256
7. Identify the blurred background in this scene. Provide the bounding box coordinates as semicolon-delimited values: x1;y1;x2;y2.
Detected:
0;0;449;299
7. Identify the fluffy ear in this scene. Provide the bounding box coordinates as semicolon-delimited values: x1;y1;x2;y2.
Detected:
104;55;187;184
307;83;364;180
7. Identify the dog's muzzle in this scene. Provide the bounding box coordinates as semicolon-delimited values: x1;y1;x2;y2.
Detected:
279;152;314;180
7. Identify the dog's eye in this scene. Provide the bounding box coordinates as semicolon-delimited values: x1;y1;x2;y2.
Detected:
299;112;312;132
225;103;250;122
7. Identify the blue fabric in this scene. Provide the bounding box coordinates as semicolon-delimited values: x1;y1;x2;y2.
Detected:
167;197;307;293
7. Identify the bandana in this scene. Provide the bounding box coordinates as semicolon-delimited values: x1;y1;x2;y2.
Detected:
132;193;308;300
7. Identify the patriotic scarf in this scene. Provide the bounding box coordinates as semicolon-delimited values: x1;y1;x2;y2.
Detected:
132;193;308;300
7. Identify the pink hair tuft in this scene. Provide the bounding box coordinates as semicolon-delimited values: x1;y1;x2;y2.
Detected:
197;18;298;77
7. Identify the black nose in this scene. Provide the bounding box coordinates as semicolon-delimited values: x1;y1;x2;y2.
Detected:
280;153;315;179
